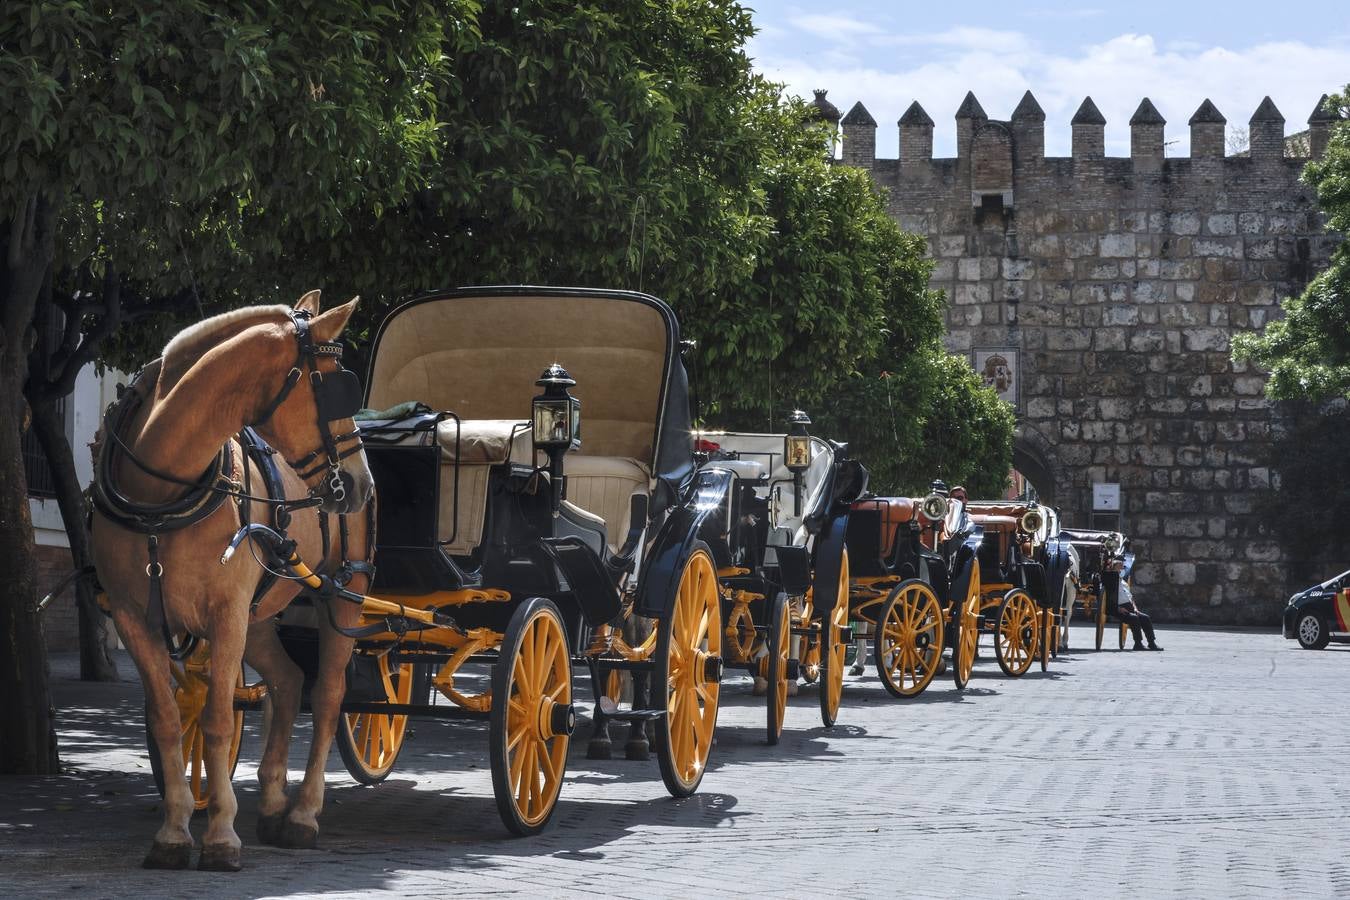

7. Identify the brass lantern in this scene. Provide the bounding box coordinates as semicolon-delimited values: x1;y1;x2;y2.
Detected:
532;363;581;514
785;409;812;517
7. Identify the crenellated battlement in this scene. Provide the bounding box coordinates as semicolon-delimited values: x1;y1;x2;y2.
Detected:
806;86;1342;626
824;91;1332;184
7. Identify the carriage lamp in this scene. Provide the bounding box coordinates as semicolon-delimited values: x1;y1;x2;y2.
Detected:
920;492;949;522
784;409;813;517
1020;506;1046;538
532;363;581;515
1103;532;1124;557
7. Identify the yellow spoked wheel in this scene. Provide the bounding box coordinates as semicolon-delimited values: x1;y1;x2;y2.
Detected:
148;642;245;812
765;593;790;746
724;601;756;665
994;589;1039;678
819;549;849;727
953;559;981;690
874;578;944;699
336;654;417;785
655;545;722;798
489;597;573;836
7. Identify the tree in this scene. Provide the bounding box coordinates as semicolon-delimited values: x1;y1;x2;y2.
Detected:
1232;88;1350;398
0;0;459;773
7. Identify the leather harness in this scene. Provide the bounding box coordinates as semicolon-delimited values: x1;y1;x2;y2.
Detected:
91;310;369;659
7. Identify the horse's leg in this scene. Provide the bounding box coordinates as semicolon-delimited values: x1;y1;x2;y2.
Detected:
1062;581;1074;648
111;604;196;869
281;599;355;849
198;614;248;872
585;657;614;760
625;616;651;761
243;622;305;845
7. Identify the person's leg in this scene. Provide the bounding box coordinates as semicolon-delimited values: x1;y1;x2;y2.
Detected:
1119;609;1145;646
1138;610;1160;647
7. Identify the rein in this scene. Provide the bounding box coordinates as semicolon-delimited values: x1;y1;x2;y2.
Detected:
91;309;366;659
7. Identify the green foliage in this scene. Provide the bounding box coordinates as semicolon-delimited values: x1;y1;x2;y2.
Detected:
0;0;468;362
1232;87;1350;399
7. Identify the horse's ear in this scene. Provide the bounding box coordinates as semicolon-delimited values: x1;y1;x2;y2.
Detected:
295;290;322;317
310;297;359;343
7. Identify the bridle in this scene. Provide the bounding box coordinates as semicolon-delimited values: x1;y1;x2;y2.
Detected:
91;307;367;660
254;308;365;504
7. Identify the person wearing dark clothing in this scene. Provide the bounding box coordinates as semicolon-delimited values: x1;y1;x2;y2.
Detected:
1117;581;1162;650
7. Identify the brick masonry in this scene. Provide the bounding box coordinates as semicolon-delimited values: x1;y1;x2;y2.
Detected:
36;542;80;652
823;91;1341;624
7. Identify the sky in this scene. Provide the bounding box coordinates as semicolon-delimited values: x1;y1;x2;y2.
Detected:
744;0;1350;158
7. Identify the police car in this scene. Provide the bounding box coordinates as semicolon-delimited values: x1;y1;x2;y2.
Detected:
1283;569;1350;650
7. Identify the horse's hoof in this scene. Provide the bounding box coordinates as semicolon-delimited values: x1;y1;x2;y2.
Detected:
142;841;192;870
586;739;613;760
624;739;650;762
197;843;242;872
279;821;318;850
257;813;286;846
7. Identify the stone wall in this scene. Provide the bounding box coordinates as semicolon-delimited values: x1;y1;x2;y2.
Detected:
822;91;1340;623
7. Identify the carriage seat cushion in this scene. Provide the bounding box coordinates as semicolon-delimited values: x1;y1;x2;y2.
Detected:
564;454;651;553
436;419;534;465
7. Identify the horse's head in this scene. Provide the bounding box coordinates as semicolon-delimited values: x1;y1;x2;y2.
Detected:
252;290;374;514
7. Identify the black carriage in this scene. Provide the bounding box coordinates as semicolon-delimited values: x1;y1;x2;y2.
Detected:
692;421;866;741
1060;528;1135;651
844;485;984;696
266;287;736;834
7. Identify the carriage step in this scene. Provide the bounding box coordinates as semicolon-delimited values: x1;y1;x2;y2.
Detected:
597;697;666;721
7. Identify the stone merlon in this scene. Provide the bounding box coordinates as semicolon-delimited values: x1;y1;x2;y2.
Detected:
1189;99;1227;125
899;101;934;127
955;91;987;120
1249;96;1284;123
1130;98;1166;125
841;101;877;127
1308;93;1336;123
1011;91;1046;123
1071;97;1107;125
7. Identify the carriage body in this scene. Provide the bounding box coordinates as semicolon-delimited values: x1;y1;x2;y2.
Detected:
962;500;1070;676
275;287;732;832
1060;527;1133;650
843;493;969;696
693;430;865;736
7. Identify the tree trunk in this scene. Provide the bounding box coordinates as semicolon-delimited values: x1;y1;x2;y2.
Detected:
28;397;118;682
0;195;62;774
0;379;61;774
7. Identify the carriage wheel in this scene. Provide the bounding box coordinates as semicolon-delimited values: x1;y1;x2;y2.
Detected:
953;559;981;690
819;549;849;727
994;589;1038;678
874;578;944;699
1039;608;1052;672
148;642;245;812
489;597;573;836
655;545;722;798
1095;587;1108;651
765;593;790;746
336;654;417;785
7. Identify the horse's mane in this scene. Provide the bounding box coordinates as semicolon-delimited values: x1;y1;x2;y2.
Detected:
160;305;291;389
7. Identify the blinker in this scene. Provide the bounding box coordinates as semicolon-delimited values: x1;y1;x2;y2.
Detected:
316;368;364;422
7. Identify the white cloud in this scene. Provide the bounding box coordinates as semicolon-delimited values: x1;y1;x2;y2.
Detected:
752;28;1350;158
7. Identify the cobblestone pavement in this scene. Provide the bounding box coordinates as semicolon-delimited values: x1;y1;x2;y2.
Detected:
3;625;1347;898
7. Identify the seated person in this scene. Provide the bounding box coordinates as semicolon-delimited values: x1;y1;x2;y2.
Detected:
1117;581;1163;651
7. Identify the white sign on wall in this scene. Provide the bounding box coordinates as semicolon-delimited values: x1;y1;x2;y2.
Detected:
1092;483;1121;512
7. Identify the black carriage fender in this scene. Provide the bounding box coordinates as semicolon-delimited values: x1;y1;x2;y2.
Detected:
808;512;849;621
537;537;622;627
634;467;735;619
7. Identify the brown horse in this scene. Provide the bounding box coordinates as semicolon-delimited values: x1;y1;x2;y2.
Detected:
91;291;374;871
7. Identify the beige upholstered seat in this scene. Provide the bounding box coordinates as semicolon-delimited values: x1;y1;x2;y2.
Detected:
436;419;533;555
436;418;533;465
563;454;651;554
